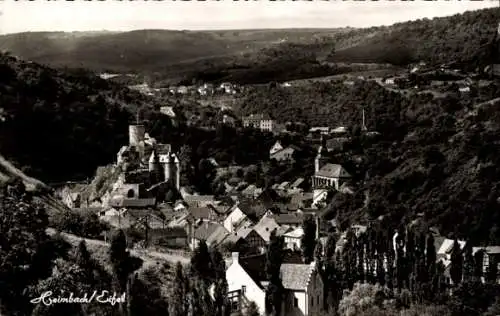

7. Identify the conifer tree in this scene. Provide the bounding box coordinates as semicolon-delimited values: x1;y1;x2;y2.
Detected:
473;250;484;281
356;232;365;283
190;240;212;281
462;242;475;283
450;239;463;286
265;230;284;316
171;262;188;316
301;215;317;264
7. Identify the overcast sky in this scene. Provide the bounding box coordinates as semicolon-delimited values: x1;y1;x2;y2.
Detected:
0;1;498;34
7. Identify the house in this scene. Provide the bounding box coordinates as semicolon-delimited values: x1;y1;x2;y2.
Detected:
253;212;281;242
224;204;251;233
188;206;219;222
280;263;324;316
283;227;304;250
183;195;217;208
225;253;324;316
308;127;330;135
274;213;304;229
160;106;176;118
242;114;274;132
269;141;284;156
270;147;295;163
236;227;267;253
150;227;188;248
472;246;500;281
190;221;224;250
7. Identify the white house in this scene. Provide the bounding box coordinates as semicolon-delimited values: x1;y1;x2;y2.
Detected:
283;227;304;250
225;253;324;316
280;263;324;316
269;141;284;156
224;205;249;233
226;253;267;316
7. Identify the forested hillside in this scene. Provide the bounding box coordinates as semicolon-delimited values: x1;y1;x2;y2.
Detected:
239;79;500;244
0;52;146;182
329;8;500;68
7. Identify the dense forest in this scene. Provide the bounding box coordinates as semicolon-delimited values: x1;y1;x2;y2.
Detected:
329;8;500;68
238;79;500;244
0;53;281;184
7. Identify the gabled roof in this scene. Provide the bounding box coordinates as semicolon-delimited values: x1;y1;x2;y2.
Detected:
207;225;231;246
315;164;351;179
194;222;223;241
254;215;280;242
280;264;315;290
188;207;216;220
274;213;304;226
184;195;215;203
291;178;304;188
239;254;268;289
237;199;268;221
283;227;304;238
109;198;156;208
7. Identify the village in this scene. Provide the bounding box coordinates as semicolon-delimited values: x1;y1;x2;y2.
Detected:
56;104;500;315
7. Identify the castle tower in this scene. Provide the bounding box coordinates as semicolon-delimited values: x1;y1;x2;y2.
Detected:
129;124;145;147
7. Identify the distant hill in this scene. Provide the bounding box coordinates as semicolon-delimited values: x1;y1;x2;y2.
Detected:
328;8;500;68
0;29;344;74
2;8;500;83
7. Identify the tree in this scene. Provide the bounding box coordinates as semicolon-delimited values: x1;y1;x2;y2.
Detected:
301;215;317;264
211;248;229;316
337;283;386;316
450;239;463;286
190;240;212;282
130;267;170;316
0;181;59;315
265;230;284;316
109;229;142;315
244;301;260;316
170;262;189;316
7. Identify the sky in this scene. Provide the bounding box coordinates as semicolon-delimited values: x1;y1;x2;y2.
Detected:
0;1;498;34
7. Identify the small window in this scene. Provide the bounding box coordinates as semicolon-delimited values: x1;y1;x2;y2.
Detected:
317;296;320;305
241;286;246;294
294;297;298;307
311;297;314;307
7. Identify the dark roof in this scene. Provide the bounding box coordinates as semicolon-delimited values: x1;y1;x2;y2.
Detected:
194;222;222;240
274;213;304;226
189;207;215;220
110;198;157;208
239;254;268;288
315;164;351;179
237;200;267;221
238;250;305;289
151;227;187;238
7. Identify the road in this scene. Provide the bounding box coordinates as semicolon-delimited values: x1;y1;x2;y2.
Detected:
46;228;190;265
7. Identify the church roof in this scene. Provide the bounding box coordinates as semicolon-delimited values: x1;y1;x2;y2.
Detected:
315;164;351;179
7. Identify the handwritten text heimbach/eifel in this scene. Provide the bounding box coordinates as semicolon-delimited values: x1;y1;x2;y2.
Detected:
30;291;126;306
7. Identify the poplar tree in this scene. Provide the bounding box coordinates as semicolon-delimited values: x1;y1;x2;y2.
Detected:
301;215;317;264
450;239;463;286
170;263;188;316
265;230;284;316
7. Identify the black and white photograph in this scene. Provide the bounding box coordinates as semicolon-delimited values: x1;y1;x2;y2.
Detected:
1;0;500;315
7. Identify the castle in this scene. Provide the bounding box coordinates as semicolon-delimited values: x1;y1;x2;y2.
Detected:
115;124;180;196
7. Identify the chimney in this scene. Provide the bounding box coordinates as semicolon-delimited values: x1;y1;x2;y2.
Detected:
232;252;239;264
